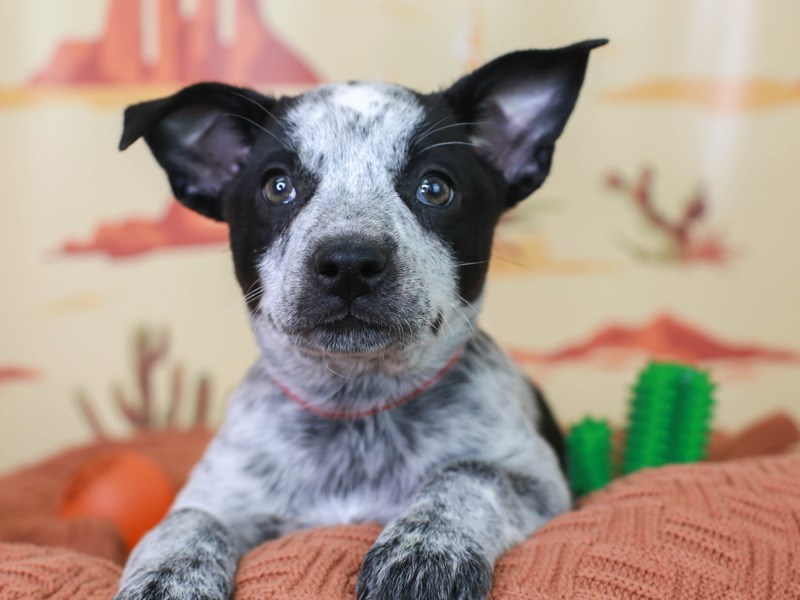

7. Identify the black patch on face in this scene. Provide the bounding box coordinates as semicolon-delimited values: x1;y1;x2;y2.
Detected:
397;92;510;303
220;97;320;312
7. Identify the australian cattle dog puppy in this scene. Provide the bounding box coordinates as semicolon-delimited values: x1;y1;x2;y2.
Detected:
114;39;606;600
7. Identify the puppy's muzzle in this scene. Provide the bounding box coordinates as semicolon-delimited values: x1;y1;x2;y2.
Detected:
313;237;388;302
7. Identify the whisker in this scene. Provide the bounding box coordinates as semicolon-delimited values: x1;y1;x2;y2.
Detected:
438;311;456;339
227;90;290;136
223;281;264;313
490;253;531;270
244;278;261;294
222;297;250;313
453;260;490;268
417;140;490;154
446;300;476;337
223;294;261;314
243;287;265;303
226;288;258;309
456;291;476;306
414;120;488;146
221;113;293;153
321;353;348;379
413;114;451;145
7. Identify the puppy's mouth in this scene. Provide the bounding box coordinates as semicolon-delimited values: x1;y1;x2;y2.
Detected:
271;311;418;355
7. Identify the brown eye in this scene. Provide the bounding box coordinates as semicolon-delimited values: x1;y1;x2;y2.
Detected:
263;173;296;205
416;174;454;207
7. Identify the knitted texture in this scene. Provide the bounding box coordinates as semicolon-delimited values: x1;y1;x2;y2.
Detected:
0;543;120;600
497;455;800;599
1;452;799;599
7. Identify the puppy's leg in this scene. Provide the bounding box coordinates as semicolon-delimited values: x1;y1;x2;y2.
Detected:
357;459;570;600
114;505;298;600
113;508;237;600
113;425;295;600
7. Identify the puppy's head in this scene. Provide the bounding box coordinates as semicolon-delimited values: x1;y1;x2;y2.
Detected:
120;40;605;357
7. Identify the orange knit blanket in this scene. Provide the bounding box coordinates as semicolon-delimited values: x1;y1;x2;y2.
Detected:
1;418;798;599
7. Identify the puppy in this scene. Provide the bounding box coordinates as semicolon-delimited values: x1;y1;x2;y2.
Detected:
114;39;606;600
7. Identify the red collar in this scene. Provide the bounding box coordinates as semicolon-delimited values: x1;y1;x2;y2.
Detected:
266;347;465;420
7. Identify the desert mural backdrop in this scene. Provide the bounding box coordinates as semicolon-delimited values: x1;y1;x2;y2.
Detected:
1;0;799;471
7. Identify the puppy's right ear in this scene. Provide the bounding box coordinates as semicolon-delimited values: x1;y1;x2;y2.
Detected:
120;83;274;221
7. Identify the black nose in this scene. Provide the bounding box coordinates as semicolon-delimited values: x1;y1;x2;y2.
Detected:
313;238;388;301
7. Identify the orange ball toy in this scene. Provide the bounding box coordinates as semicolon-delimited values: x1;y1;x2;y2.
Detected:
60;449;176;551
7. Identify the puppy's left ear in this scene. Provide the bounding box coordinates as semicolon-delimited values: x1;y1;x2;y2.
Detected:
445;39;607;207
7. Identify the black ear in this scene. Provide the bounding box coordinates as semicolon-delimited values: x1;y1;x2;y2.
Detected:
119;83;274;221
445;39;607;206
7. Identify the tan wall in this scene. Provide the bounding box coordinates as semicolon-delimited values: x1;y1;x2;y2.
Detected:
1;0;799;472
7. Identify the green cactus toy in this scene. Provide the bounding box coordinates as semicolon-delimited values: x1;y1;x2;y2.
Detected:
566;417;613;497
665;366;716;463
623;361;715;474
566;361;716;498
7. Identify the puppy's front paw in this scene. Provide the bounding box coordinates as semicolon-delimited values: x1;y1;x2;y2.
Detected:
115;508;237;600
356;521;493;600
114;560;231;600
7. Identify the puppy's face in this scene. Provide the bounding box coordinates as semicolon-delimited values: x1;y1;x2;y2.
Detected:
234;82;510;356
121;41;604;356
243;82;484;355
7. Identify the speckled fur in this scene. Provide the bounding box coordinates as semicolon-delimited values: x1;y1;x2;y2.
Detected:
116;40;604;599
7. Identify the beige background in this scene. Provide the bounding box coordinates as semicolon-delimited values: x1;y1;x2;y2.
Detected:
1;0;799;472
